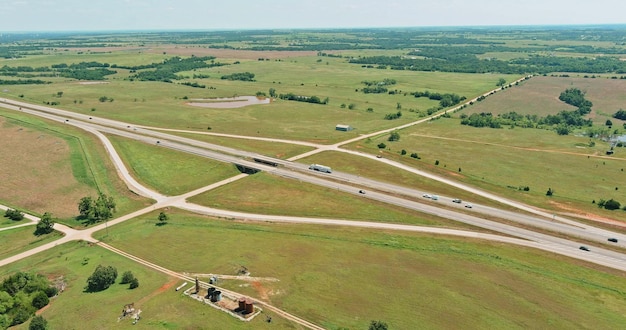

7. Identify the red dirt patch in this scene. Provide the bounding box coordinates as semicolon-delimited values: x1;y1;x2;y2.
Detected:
251;281;270;302
548;201;626;228
136;278;178;306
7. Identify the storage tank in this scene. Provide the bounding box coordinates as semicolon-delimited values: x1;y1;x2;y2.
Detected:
245;299;254;314
211;290;222;302
206;287;216;299
238;297;246;310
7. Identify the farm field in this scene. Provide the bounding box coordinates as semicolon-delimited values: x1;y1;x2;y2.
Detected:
93;209;626;330
0;111;150;222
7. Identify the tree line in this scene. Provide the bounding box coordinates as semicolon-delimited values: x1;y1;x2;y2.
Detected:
278;93;328;105
0;271;57;328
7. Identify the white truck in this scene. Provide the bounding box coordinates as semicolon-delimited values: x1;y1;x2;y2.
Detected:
309;164;332;173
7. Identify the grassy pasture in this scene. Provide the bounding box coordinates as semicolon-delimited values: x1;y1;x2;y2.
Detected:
2;49;521;143
1;241;290;330
170;131;316;159
0;218;30;228
466;75;626;126
0;109;150;225
344;116;626;220
0;226;62;260
108;135;242;196
93;209;626;329
188;172;461;227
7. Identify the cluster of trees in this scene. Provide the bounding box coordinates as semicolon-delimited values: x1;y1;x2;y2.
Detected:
77;193;116;223
360;79;396;94
3;208;24;221
85;266;138;292
131;56;216;82
384;111;402;120
558;88;593;115
411;90;466;108
0;271;57;328
597;199;624;211
220;72;255;81
460;110;592;134
278;93;328;104
180;81;205;88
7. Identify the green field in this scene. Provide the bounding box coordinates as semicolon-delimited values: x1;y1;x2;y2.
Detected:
188;172;468;228
108;135;242;196
341;115;626;220
0;226;62;261
92;209;626;329
168;131;315;159
1;241;295;329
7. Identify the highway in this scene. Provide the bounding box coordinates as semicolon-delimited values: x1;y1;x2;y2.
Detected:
2;91;626;329
2;97;626;271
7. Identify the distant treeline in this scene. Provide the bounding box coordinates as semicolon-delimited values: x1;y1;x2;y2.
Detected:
0;78;50;85
411;91;466;107
220;72;255;81
350;53;626;74
130;56;218;82
278;93;328;104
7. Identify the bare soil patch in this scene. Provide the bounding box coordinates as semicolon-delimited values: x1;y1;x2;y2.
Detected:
0;118;92;217
186;96;270;109
77;81;110;85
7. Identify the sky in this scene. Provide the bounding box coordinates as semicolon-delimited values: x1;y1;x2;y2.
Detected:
1;0;624;32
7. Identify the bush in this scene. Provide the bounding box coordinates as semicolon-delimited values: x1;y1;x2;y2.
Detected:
129;278;139;289
4;208;24;221
120;271;135;285
28;315;48;330
377;143;386;149
31;291;49;310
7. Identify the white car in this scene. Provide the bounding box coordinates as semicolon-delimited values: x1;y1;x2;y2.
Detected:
422;194;431;198
464;203;473;208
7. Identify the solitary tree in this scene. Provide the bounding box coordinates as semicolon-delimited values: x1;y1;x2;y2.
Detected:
158;211;169;225
388;131;400;142
129;277;139;289
546;188;554;196
34;212;54;236
496;78;506;87
86;265;118;292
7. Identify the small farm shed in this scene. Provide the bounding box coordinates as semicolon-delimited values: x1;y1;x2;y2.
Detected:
335;124;353;131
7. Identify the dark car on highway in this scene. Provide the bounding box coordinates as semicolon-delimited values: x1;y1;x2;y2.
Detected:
608;238;618;243
579;246;590;251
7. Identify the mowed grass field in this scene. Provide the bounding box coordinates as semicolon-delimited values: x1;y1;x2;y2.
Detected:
2;241;294;330
343;115;626;221
0;109;150;225
93;209;626;329
188;172;468;228
108;135;242;196
167;131;315;159
0;226;62;260
1;48;521;143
